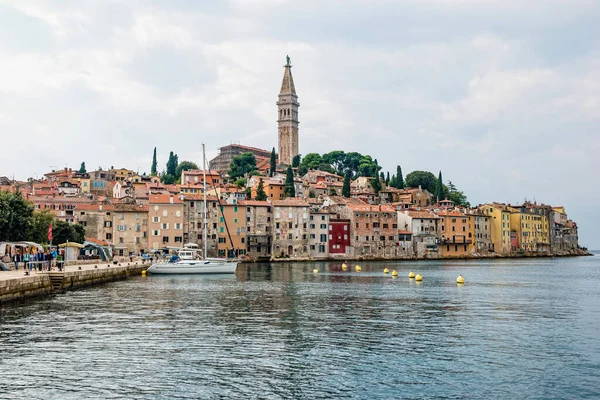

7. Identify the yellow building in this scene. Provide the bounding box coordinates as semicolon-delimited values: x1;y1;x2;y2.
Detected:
217;198;246;258
479;204;511;255
508;206;543;252
113;168;136;182
74;177;91;193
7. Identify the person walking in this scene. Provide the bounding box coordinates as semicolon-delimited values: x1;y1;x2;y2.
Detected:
13;253;20;270
23;252;29;270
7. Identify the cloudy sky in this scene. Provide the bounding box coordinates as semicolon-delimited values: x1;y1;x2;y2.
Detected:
0;0;598;247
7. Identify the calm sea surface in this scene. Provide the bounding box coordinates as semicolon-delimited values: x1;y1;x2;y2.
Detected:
1;255;600;399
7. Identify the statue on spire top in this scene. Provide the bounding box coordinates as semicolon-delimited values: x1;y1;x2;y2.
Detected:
286;55;291;66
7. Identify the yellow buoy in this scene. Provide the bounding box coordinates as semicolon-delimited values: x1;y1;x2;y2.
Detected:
141;270;147;276
392;270;398;277
384;268;389;274
355;265;362;272
456;274;464;284
408;271;415;279
415;273;422;281
341;264;347;271
313;269;319;274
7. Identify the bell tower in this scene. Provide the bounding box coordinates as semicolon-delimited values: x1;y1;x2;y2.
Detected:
277;55;299;166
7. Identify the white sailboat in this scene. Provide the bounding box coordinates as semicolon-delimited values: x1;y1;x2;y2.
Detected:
146;143;238;275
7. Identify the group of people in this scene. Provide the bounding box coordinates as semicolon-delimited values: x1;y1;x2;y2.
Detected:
3;249;62;271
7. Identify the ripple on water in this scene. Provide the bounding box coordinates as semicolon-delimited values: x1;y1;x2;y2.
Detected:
1;257;600;399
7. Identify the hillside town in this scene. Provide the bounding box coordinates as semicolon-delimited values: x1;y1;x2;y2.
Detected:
0;58;584;262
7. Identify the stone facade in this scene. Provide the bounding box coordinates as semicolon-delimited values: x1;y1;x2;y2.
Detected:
244;200;272;259
183;195;219;258
75;203;114;244
272;199;310;258
309;211;330;259
112;202;149;256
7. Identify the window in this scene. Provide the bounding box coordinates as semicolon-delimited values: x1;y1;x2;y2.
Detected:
320;224;327;229
175;236;182;243
220;227;224;233
161;223;169;229
153;216;160;223
310;234;316;239
321;234;327;242
106;233;112;240
344;225;348;231
319;245;325;253
288;222;292;229
310;245;315;250
152;230;159;236
276;222;280;229
218;237;226;243
80;211;86;216
135;224;141;232
321;216;325;221
234;218;238;223
104;221;112;228
356;223;359;228
162;236;169;243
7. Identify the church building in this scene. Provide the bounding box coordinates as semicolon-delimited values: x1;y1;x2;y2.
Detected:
277;56;300;166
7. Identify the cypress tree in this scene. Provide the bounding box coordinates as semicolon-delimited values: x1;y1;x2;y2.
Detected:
285;166;295;197
151;147;158;176
270;147;276;177
256;178;267;201
342;171;351;198
292;154;301;168
436;171;444;201
396;166;404;189
385;171;390;186
78;162;86;173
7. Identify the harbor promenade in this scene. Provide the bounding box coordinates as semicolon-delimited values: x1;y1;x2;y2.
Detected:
0;260;150;303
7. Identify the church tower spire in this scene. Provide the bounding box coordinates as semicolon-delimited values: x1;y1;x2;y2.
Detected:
277;55;299;166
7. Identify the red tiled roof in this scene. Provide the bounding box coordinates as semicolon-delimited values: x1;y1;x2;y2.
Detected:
149;194;183;204
272;198;309;207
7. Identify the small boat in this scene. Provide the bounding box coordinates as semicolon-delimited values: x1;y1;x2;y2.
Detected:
146;143;238;275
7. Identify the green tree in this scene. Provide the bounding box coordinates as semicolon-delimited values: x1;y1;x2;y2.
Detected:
405;170;437;193
78;162;86;173
255;178;267;201
436;171;444;201
175;161;199;181
0;191;33;241
285;166;295;197
385;171;390;186
292;154;301;168
270;147;277;177
358;155;381;177
229;152;257;180
30;209;55;244
371;177;382;194
52;220;85;244
300;153;323;170
322;150;347;175
396;166;405;189
342;171;351;198
166;151;179;177
234;178;247;188
447;180;469;207
161;173;176;184
390;174;397;188
380;172;385;182
151;147;158;176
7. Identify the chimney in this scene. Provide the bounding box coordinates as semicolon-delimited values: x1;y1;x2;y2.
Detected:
170;195;174;204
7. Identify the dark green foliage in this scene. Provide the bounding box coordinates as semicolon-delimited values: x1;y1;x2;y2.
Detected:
229;152;257;180
385;172;390;186
270;148;277;177
405;170;437;193
292;154;301;168
175;161;199;180
380;172;385;182
300;153;323;170
245;187;252;200
166;151;179;177
371;177;382;194
79;162;86;173
436;171;444;201
342;171;351;198
396;166;404;189
255;178;267;201
0;191;33;241
53;220;85;244
151;147;158;176
285;167;295;197
30;210;55;244
447;180;469;207
161;174;176;184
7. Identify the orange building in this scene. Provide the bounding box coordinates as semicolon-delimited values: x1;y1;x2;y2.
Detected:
148;194;184;250
251;177;286;200
437;210;472;257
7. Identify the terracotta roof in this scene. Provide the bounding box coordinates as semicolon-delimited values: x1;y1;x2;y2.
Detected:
404;210;439;219
397;230;413;235
347;204;396;213
435;210;466;217
242;200;270;206
85;237;111;246
76;203;115;211
182;169;220;176
148;194;183;204
219;143;270;154
272;198;309;207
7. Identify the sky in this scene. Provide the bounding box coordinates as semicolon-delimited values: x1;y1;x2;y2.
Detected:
0;0;598;248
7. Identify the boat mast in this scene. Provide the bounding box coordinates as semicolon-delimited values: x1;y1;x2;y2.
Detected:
202;143;208;260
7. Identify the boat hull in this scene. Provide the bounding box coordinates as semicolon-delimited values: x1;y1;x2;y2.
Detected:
146;261;237;274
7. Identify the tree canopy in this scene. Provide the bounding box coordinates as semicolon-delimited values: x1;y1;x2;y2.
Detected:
292;154;301;168
78;162;86;173
229;152;257;180
0;191;33;241
285;166;295;197
342;171;351;198
151;147;158;176
166;151;178;176
175;161;198;180
298;151;381;178
255;178;267;201
405;170;438;193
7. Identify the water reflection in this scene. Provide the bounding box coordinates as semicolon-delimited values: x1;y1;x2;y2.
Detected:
1;256;599;399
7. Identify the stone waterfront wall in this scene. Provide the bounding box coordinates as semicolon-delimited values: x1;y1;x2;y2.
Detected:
0;263;148;304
